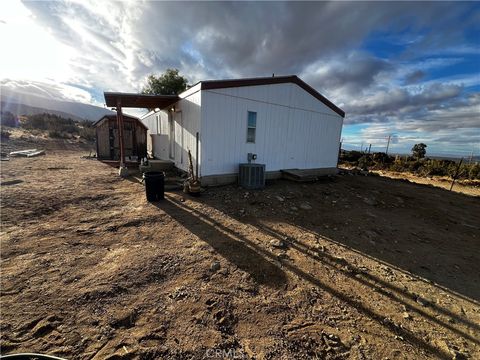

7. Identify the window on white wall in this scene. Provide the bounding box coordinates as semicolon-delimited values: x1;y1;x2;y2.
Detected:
155;114;160;134
247;111;257;143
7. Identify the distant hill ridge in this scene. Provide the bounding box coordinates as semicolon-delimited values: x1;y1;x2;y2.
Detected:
1;86;114;122
1;101;98;123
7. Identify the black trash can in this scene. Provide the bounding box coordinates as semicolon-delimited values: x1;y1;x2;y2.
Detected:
143;171;165;202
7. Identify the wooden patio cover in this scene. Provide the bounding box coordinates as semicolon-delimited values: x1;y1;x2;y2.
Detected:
103;92;179;168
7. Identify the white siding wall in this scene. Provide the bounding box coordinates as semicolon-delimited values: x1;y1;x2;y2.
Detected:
173;89;201;172
141;111;156;133
141;110;169;159
201;83;343;176
140;85;202;173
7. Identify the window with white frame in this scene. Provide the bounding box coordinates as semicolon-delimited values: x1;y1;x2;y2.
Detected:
247;111;257;143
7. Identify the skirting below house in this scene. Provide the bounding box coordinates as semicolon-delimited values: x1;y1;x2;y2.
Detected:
200;167;338;186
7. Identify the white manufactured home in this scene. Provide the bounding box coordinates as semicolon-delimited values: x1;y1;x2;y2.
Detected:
138;75;345;185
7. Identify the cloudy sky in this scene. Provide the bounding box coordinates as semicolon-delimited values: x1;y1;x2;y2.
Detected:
1;1;479;156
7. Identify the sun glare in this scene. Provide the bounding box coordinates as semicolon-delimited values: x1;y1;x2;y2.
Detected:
0;0;75;82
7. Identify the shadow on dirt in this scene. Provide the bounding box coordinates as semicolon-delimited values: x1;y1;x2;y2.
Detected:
157;196;288;288
255;221;480;340
159;194;464;359
152;173;480;358
196;176;480;301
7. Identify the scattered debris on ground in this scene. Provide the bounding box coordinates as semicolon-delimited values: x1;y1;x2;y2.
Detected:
9;149;46;158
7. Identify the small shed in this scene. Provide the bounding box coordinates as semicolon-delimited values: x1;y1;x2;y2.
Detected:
94;114;147;160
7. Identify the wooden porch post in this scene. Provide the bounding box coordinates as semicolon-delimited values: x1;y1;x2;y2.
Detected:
116;99;125;166
116;99;128;176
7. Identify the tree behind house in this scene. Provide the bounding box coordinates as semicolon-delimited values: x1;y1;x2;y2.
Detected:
142;69;189;95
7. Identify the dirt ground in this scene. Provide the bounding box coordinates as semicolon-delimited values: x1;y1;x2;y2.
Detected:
1;134;479;359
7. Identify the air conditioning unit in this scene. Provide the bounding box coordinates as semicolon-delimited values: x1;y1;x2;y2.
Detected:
239;163;265;189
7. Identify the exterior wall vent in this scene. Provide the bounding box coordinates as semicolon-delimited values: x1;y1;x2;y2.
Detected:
239;163;265;189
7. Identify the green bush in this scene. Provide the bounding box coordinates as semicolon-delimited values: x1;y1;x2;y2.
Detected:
424;159;449;177
78;119;94;128
48;130;73;139
373;152;393;164
48;130;63;138
1;129;11;140
358;155;374;170
407;160;423;173
0;111;16;127
468;163;480;179
22;113;78;134
341;150;364;162
340;150;479;179
21;113;99;142
455;164;473;179
79;127;95;141
389;161;405;172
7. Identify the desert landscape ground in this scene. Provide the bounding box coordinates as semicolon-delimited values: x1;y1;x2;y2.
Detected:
1;131;479;359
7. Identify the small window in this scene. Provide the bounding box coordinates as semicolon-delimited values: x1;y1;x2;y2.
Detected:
156;114;160;134
247;111;256;143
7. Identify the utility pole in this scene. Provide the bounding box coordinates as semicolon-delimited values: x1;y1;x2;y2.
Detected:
368;144;372;154
385;134;391;155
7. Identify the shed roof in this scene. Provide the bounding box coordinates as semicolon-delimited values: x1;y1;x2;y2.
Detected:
93;114;148;130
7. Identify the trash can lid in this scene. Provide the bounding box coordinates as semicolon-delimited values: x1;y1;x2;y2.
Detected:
143;171;165;177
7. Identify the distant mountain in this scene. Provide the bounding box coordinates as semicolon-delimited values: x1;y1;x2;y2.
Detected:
1;81;114;122
1;101;102;123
